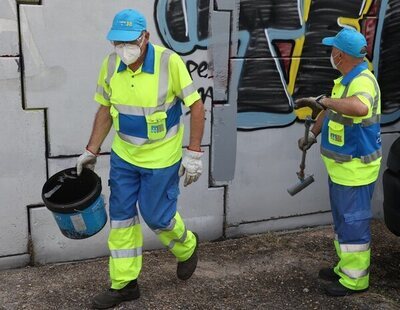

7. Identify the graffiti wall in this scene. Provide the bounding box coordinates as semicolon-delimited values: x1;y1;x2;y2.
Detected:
236;0;400;128
155;0;400;127
0;0;399;269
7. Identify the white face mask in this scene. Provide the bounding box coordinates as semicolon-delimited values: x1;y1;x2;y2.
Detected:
330;52;341;70
115;37;144;65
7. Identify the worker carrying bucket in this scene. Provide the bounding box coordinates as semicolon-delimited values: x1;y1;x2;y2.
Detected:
42;167;107;239
73;8;205;309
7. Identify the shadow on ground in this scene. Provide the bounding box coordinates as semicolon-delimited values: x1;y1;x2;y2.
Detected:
0;220;399;309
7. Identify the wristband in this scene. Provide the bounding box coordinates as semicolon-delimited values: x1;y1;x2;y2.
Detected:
187;146;203;153
86;146;100;156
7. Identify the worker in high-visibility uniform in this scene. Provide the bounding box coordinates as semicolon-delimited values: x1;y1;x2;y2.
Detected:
76;9;205;309
295;27;381;296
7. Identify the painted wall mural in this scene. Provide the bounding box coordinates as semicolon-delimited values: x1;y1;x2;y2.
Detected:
155;0;400;129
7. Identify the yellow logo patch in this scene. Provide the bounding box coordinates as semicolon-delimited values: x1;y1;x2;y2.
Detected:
330;133;342;143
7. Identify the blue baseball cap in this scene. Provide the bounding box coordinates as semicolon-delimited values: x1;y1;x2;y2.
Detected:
107;9;147;42
322;27;367;58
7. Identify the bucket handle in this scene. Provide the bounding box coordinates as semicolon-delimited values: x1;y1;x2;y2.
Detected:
43;184;62;199
59;170;78;180
43;170;78;199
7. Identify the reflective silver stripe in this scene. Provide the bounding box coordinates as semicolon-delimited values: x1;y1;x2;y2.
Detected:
326;110;353;126
158;49;173;106
340;267;369;279
361;114;381;126
335;234;339;241
353;91;373;107
340;243;370;253
360;148;382;164
118;122;181;146
111;216;140;229
113;99;178;117
167;228;188;249
321;147;352;163
179;83;197;100
341;83;351;98
153;218;177;234
327;110;380;127
110;248;142;258
321;146;381;164
357;73;380;116
106;52;117;86
96;85;110;101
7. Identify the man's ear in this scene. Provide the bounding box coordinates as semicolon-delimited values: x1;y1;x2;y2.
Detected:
144;31;150;41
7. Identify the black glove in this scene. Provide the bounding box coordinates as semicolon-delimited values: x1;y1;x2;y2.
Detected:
294;95;327;119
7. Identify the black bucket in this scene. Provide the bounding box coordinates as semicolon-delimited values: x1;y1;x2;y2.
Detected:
41;168;107;239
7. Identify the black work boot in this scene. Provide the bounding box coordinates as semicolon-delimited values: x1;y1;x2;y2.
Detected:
177;232;199;280
318;268;340;282
324;281;368;297
92;280;140;309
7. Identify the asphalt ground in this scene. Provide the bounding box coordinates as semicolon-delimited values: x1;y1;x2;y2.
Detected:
0;220;399;309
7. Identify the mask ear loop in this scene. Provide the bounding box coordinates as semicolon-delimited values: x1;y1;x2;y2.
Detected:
331;51;342;69
335;52;342;68
136;34;145;49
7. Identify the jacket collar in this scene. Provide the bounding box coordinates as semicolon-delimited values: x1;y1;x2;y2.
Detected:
341;61;368;86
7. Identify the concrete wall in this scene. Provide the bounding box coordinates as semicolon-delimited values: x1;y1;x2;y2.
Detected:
0;0;399;269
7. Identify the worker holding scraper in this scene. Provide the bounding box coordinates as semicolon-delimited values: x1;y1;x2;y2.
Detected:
76;9;205;309
295;27;381;296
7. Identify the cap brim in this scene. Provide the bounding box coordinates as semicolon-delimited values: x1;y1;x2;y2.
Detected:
322;37;335;46
107;30;142;42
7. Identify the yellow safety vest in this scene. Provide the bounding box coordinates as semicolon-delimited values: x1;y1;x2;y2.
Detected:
94;43;201;168
321;63;381;186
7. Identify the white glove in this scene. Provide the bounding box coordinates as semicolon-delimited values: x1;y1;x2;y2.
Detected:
76;148;97;176
179;149;203;187
298;131;317;151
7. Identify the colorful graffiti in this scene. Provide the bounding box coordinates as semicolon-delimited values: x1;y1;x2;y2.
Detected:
155;0;400;129
155;0;209;55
